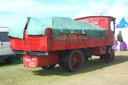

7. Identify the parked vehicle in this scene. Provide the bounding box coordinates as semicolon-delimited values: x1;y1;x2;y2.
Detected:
0;27;15;64
9;16;116;72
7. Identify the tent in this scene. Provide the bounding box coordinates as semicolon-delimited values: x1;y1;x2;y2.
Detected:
116;17;128;28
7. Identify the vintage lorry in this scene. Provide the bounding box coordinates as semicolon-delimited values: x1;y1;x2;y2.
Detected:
9;16;115;72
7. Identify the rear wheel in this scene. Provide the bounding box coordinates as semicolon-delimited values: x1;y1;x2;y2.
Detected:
63;50;84;72
4;59;12;64
105;47;115;63
4;57;12;64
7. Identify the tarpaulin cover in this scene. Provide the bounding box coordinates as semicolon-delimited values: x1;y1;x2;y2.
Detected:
8;17;108;39
8;19;27;39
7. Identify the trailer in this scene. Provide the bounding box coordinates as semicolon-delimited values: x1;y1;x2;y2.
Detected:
9;16;116;72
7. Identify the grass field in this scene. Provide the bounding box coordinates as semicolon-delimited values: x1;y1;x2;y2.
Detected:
0;51;128;85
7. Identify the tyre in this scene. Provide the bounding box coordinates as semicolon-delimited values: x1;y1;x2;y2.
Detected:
59;62;65;68
100;54;106;60
42;64;56;70
105;47;115;63
4;59;12;64
63;50;85;72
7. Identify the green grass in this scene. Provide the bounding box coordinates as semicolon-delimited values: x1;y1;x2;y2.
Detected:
126;47;128;50
0;51;128;85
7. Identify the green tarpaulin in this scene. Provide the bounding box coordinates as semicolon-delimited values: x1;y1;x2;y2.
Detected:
8;17;108;39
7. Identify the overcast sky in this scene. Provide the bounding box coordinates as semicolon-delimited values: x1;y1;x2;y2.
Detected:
0;0;128;27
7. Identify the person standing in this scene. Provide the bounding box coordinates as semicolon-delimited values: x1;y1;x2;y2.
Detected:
117;31;123;51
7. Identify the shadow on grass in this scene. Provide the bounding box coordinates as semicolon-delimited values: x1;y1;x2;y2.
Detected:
33;55;128;76
0;58;22;67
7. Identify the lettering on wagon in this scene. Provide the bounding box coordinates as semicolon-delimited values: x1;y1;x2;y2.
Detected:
54;34;89;40
25;58;36;62
29;62;36;67
79;35;89;39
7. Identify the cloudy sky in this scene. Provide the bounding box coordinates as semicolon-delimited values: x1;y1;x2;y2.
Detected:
0;0;128;27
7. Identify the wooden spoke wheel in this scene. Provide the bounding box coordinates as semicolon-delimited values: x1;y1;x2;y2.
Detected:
63;50;84;72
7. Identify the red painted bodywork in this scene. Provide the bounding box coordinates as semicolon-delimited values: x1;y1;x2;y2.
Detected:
92;46;106;55
23;54;59;68
10;16;116;68
75;16;116;46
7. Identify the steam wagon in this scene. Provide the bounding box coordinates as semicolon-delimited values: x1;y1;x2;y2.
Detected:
9;16;116;72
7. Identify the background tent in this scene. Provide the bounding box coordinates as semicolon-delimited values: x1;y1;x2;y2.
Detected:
116;17;128;28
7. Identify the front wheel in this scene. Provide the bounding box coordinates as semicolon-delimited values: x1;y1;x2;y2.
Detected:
105;47;115;63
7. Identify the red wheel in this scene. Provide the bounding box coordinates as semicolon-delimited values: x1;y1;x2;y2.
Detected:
70;51;83;71
105;47;115;63
63;50;84;72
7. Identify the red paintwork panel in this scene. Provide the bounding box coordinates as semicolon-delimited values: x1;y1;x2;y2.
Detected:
10;38;24;50
75;16;115;46
28;35;47;51
10;32;109;52
50;35;108;51
75;18;108;30
10;31;48;51
23;54;59;68
92;46;106;55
